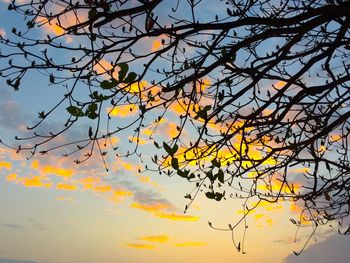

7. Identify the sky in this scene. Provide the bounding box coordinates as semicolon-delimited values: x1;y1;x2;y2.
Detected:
0;0;350;263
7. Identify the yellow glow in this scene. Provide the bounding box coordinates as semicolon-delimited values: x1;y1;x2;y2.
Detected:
93;185;112;193
254;213;264;219
128;136;148;145
274;81;286;89
152;39;162;52
138;235;169;243
154;211;200;221
6;173;17;181
166;122;179;138
109;189;133;203
19;176;52;188
330;134;342;142
130;202;173;212
0;161;12;170
126;243;155;249
108;104;138;118
31;160;39;170
56;182;78;191
43;165;74;177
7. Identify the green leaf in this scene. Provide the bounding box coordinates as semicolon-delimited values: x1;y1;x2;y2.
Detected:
215;192;223;201
118;63;129;81
88;8;97;20
88;126;93;138
205;191;215;199
163;142;178;156
87;111;98;119
87;103;97;113
101;79;117;89
123;72;137;84
66;106;84;117
171;157;179;170
163;142;172;155
211;158;221;168
204;105;211;112
177;170;187;178
217;169;225;184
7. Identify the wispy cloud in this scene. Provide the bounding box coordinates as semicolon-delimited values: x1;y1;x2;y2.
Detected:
284;234;350;263
0;224;24;230
126;243;156;250
137;235;170;243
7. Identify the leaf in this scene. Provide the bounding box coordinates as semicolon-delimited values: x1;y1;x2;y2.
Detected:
87;111;98;119
123;72;137;84
87;103;97;113
205;191;215;199
88;126;93;138
215;192;223;201
118;63;129;81
325;192;331;201
154;141;160;148
217;169;225;184
177;169;188;178
100;79;117;89
211;158;221;168
163;142;178;156
88;8;97;20
163;142;173;155
66;106;84;117
171;157;179;170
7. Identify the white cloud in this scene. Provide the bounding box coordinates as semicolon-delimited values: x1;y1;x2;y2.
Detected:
284;234;350;263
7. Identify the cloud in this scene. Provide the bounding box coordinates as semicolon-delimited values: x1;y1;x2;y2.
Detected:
137;235;170;243
0;224;24;230
0;259;40;263
154;212;199;221
0;28;6;38
0;161;12;170
126;243;155;250
130;190;199;221
56;182;78;191
0;96;29;131
284;234;350;263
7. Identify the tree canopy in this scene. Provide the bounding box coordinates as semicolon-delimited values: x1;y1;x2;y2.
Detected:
1;0;350;252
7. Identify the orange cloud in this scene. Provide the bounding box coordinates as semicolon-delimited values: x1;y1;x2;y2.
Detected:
166;122;179;139
109;189;133;203
151;39;162;52
154;211;200;222
0;28;6;37
138;235;169;243
126;243;155;249
173;242;207;247
31;160;40;170
0;161;12;170
43;165;74;178
131;202;173;212
107;104;138;118
93;185;112;193
56;182;78;191
6;173;17;182
274;81;286;89
128;136;148;145
19;176;52;188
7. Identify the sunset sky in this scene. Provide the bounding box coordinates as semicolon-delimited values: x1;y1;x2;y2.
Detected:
1;1;350;263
